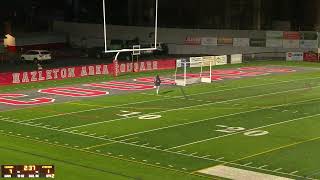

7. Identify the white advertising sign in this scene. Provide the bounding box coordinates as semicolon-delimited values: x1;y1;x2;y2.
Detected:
286;52;303;61
231;54;243;64
300;40;318;49
190;57;203;67
266;39;283;48
283;40;300;48
201;37;217;46
215;55;227;65
202;56;215;66
233;38;250;47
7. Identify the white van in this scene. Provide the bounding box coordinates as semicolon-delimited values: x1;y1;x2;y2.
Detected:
21;50;52;63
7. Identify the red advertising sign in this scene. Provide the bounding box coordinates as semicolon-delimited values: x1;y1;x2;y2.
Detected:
283;32;301;40
0;59;177;86
185;37;201;45
303;51;319;62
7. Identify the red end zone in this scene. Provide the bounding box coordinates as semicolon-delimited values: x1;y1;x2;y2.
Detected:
0;66;297;106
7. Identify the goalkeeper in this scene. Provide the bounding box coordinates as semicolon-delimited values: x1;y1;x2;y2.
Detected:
154;75;161;95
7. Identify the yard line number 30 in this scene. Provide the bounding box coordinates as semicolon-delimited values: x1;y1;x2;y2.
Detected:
215;125;269;137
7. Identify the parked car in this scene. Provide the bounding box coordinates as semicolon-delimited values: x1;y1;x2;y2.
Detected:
20;50;52;63
88;47;131;60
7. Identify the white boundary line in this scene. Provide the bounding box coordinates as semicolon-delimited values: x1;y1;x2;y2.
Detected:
0;116;316;180
14;76;320;123
111;97;320;140
165;112;320;150
61;85;320;130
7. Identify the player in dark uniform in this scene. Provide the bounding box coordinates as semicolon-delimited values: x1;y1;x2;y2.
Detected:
154;75;161;94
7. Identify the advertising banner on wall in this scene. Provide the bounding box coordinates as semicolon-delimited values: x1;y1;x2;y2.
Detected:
215;55;227;65
0;59;177;86
266;39;283;48
283;32;300;40
231;54;243;64
249;31;266;38
300;40;318;49
233;38;250;47
189;57;203;67
202;56;215;66
266;31;283;39
283;39;300;48
184;36;201;45
303;51;318;62
286;52;303;61
301;32;318;40
319;32;320;48
201;37;217;46
0;39;4;53
176;58;190;68
217;37;233;45
249;38;266;47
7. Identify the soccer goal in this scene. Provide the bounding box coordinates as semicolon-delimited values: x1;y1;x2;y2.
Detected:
174;56;215;86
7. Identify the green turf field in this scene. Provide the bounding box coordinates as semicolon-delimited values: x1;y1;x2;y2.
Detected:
1;61;320;179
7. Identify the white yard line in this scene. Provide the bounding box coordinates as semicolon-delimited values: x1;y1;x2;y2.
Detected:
165;113;320;150
274;168;283;172
62;85;320;131
15;76;320;123
112;97;320;141
0;118;315;180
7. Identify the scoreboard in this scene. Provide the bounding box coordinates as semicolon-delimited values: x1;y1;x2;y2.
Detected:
1;165;54;178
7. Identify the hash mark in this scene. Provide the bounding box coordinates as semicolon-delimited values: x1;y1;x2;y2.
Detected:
259;165;268;169
216;157;224;161
202;155;211;158
176;150;185;153
274;168;282;171
216;125;227;128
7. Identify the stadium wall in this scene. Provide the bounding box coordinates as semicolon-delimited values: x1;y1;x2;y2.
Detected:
0;59;176;86
53;21;319;57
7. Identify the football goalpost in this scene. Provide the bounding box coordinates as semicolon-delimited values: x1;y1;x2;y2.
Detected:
174;57;215;86
102;0;159;60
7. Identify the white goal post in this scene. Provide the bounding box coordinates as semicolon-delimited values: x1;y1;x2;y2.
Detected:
102;0;159;60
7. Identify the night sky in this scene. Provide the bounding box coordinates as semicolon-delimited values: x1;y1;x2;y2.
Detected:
0;0;319;34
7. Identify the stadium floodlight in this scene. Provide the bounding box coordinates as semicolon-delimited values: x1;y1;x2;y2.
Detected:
102;0;159;60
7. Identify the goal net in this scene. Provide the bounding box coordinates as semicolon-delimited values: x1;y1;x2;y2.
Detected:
174;56;215;86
